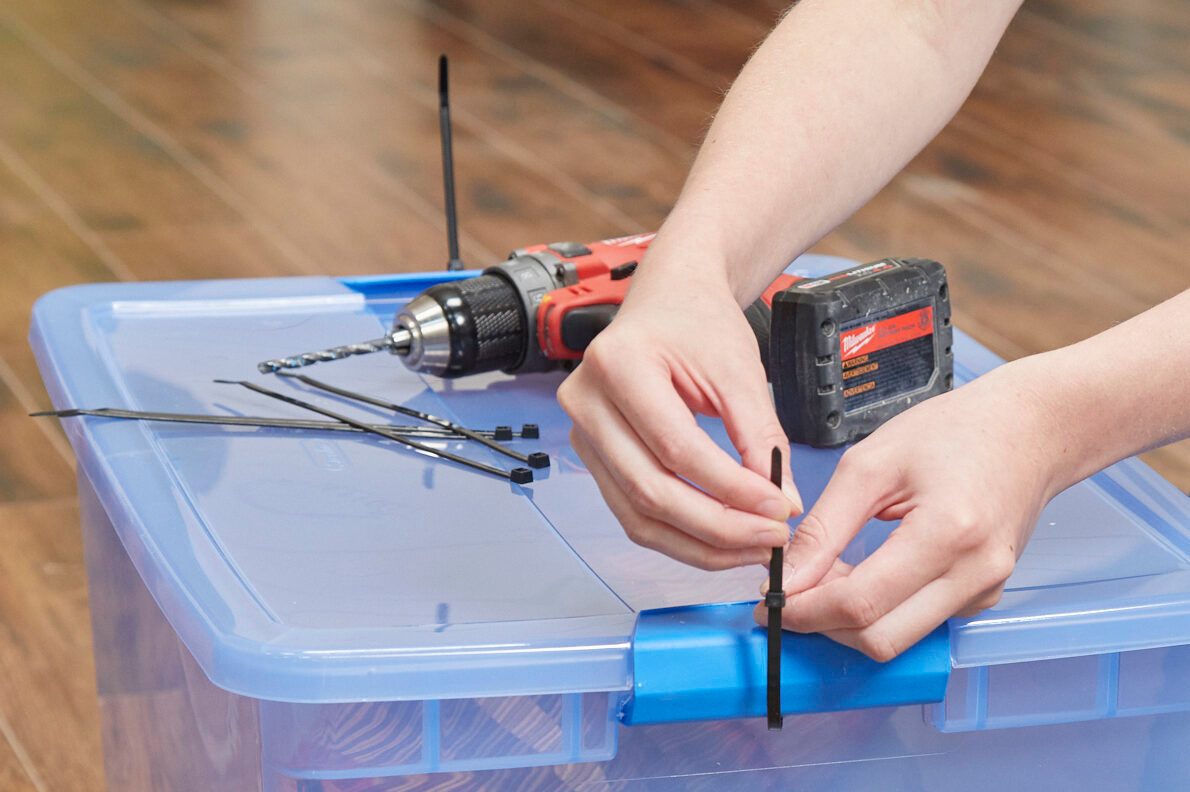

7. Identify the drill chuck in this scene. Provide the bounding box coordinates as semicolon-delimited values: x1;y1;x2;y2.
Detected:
387;253;565;377
392;275;527;377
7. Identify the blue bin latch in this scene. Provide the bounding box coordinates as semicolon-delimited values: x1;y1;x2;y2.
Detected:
621;602;951;726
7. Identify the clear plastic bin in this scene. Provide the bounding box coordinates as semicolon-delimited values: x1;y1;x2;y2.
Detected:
34;257;1190;790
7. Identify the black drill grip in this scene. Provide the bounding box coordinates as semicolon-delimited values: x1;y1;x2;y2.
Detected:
556;296;776;369
560;304;619;352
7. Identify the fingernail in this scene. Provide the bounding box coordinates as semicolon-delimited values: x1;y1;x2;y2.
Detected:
783;480;804;514
759;497;792;521
759;579;769;596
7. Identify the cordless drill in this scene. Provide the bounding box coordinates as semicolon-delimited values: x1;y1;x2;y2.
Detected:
257;236;952;447
258;232;793;378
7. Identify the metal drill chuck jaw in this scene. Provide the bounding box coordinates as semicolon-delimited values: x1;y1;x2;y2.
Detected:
389;293;451;375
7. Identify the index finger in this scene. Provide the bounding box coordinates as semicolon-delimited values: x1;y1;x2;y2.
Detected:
780;515;950;634
783;451;899;595
596;356;792;521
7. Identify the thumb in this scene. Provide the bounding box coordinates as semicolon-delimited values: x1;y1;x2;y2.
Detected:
716;359;803;515
782;451;889;595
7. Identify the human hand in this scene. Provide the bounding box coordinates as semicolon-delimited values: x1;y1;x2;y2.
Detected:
558;263;801;571
755;359;1063;661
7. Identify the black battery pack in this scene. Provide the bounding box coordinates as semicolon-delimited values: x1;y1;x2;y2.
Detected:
769;258;953;448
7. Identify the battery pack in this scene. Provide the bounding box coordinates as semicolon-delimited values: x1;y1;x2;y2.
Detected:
769;258;953;447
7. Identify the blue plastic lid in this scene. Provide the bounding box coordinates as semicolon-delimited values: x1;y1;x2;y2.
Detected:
29;256;1190;704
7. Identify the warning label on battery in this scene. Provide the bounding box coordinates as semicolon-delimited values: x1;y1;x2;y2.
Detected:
839;305;935;412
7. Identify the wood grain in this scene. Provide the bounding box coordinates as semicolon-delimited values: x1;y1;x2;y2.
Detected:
0;722;40;792
0;1;1186;788
0;367;73;502
0;499;102;791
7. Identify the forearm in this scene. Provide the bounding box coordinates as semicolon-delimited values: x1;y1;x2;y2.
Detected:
636;0;1023;304
1012;289;1190;496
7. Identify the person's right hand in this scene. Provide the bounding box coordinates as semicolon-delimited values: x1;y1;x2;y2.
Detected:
755;358;1064;661
557;261;802;571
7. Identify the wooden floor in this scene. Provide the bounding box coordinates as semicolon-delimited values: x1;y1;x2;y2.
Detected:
0;0;1186;788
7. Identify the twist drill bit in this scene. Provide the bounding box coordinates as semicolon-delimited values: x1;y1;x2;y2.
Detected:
257;329;412;374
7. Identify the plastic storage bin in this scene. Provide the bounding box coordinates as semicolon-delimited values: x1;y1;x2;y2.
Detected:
31;256;1190;790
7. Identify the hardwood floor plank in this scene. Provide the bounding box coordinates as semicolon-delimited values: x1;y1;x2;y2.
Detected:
962;14;1188;232
1028;0;1188;70
1;1;427;278
0;356;54;416
7;0;665;271
134;0;670;247
336;0;691;225
0;139;124;279
428;0;724;145
0;718;42;792
0;8;320;277
705;0;789;29
1142;444;1190;494
0;134;126;364
0;361;74;503
0;498;104;791
0;26;294;284
0;135;118;499
553;0;755;90
0;135;135;283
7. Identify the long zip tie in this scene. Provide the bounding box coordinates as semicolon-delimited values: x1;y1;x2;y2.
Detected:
766;447;786;730
275;371;548;469
215;380;533;484
29;406;528;440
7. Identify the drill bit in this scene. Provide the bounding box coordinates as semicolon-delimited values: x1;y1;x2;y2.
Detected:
214;379;532;484
256;328;413;374
276;372;549;469
29;406;502;440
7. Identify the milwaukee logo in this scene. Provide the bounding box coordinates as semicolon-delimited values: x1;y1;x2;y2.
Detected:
841;325;877;358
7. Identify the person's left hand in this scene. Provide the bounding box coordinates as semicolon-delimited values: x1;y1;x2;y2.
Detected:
755;358;1064;661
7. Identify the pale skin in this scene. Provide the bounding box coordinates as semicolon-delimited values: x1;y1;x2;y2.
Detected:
557;0;1190;661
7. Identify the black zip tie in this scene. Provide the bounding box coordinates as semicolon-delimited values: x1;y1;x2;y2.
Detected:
439;54;464;272
766;446;786;730
214;380;532;484
29;407;511;440
275;372;549;470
